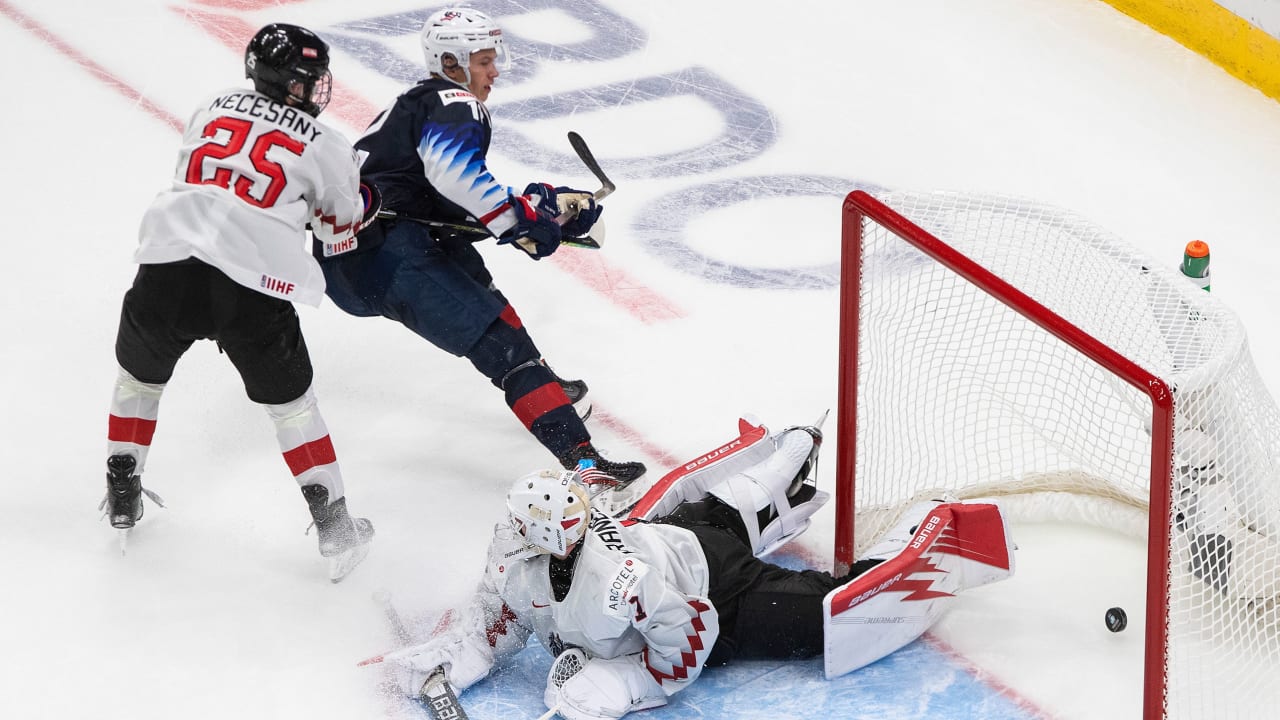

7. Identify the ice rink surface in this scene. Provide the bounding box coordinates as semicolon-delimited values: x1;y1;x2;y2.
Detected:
2;1;1278;718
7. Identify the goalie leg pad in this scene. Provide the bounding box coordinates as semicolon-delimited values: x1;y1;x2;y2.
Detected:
708;426;830;556
553;654;667;720
627;416;774;521
822;502;1015;679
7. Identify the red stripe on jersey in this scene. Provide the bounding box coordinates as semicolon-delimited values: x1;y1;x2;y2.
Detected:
479;201;511;225
282;436;338;476
108;415;158;446
512;383;571;429
499;304;523;329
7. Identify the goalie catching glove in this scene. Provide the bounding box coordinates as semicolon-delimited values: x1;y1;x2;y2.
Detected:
546;650;667;720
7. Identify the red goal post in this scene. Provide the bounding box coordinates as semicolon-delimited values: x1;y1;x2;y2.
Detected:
835;189;1280;720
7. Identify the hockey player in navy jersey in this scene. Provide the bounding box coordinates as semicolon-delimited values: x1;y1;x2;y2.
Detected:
318;8;646;489
102;23;376;582
381;417;1017;720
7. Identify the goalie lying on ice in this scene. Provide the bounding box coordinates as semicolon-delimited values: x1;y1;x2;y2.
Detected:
381;416;1017;720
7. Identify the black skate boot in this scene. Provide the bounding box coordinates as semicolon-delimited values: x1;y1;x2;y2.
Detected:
558;442;647;490
302;485;374;583
546;363;592;421
103;454;143;529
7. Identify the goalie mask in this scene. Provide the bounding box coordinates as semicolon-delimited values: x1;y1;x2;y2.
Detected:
245;23;333;116
508;469;590;556
420;8;511;87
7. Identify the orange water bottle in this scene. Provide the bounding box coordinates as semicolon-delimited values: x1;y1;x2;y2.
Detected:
1181;240;1210;292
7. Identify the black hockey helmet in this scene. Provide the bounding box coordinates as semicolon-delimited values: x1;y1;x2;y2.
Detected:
244;23;332;116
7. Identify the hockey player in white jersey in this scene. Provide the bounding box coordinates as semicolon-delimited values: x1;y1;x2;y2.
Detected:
101;23;379;581
382;417;1017;718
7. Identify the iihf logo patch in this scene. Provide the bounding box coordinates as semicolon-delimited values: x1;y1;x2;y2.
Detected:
302;48;318;58
260;274;296;296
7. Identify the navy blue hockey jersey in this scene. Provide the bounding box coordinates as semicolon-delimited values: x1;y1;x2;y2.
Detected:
355;78;518;238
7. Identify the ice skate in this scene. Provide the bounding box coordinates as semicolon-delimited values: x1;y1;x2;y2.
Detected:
559;442;646;488
99;454;165;554
546;363;592;421
559;442;647;516
302;485;375;583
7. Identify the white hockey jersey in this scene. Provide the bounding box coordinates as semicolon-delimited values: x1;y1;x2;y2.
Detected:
135;87;363;306
435;507;716;695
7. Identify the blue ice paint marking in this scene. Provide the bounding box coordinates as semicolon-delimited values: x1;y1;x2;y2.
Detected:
446;638;1037;720
441;548;1035;720
632;175;890;290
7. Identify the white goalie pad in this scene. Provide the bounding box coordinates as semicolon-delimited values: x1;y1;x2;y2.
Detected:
822;502;1015;679
707;426;830;557
626;416;774;521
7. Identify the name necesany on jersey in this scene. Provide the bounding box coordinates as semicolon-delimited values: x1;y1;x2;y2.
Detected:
134;87;363;306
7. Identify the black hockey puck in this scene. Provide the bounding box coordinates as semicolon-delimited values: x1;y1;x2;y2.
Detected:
1105;606;1128;632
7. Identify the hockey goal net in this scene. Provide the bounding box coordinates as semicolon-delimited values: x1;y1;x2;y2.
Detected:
837;190;1280;720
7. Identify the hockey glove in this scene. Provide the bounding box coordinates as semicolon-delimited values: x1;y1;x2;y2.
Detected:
497;189;562;260
383;631;493;696
356;179;382;234
523;182;603;238
552;654;667;720
553;187;603;238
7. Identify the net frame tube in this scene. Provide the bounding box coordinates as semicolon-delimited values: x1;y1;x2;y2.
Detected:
837;189;1174;720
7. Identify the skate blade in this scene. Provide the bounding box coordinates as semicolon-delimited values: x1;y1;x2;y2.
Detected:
117;528;131;556
329;541;372;583
595;482;645;518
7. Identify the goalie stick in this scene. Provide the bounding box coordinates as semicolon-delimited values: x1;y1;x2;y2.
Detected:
419;668;471;720
373;131;615;250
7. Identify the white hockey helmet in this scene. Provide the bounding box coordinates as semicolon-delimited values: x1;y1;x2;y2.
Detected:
507;469;591;556
420;8;511;86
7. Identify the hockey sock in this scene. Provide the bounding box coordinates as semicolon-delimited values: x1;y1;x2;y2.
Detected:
107;366;165;472
265;386;345;501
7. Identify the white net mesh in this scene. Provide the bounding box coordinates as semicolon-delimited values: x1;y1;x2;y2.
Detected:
848;191;1280;720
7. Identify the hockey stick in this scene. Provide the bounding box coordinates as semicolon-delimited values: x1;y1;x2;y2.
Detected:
376;208;601;250
567;131;616;201
373;131;614;251
419;667;471;720
374;589;412;644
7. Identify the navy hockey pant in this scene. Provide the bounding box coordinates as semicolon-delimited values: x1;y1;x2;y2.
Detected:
320;221;588;457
